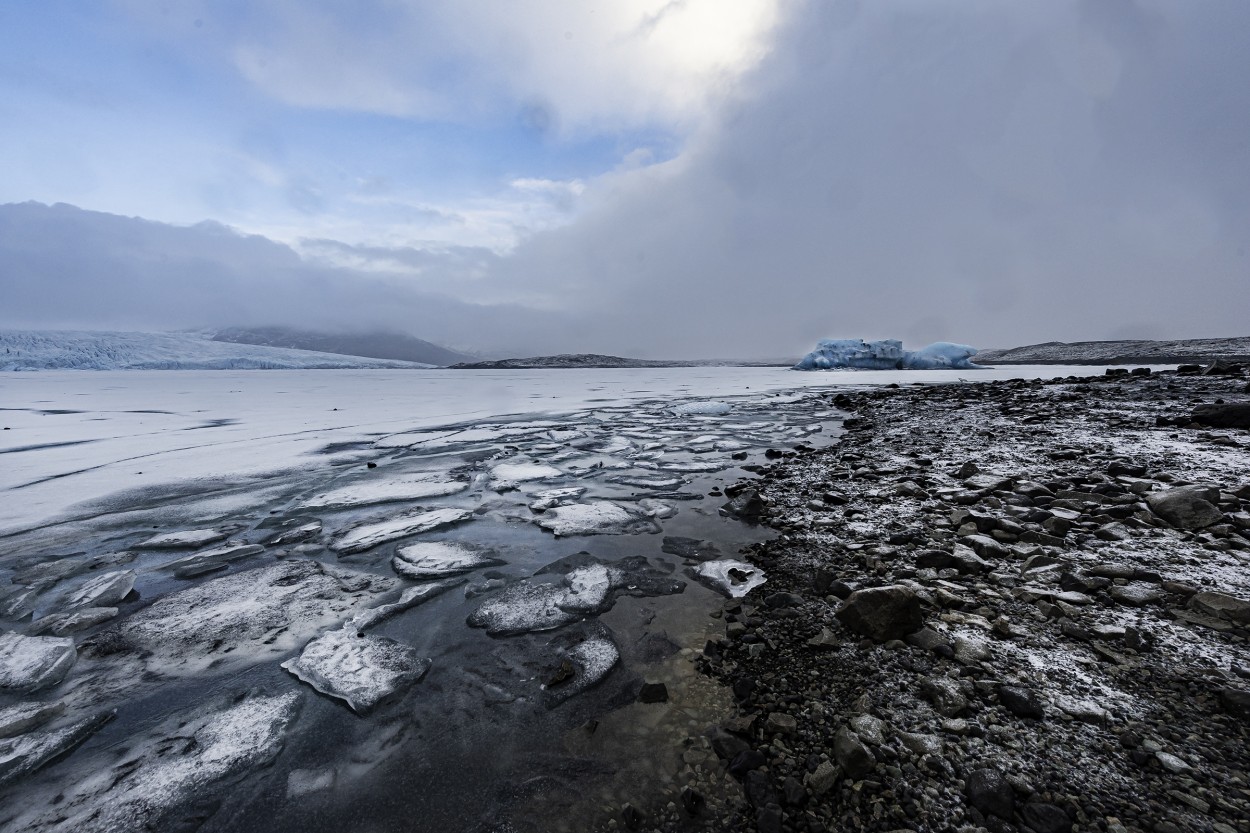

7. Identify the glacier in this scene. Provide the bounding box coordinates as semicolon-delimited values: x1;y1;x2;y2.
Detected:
793;339;982;371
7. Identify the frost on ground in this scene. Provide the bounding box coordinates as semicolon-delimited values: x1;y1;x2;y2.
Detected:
283;626;431;713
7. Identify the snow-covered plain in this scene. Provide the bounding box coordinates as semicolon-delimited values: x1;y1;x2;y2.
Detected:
0;365;1153;537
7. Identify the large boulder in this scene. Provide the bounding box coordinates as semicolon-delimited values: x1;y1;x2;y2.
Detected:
1189;591;1250;625
966;768;1015;819
1191;402;1250;429
1146;486;1223;530
835;585;924;641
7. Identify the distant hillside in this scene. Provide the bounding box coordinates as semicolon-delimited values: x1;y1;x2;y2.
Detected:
977;337;1250;365
449;353;790;369
0;330;432;370
211;326;475;367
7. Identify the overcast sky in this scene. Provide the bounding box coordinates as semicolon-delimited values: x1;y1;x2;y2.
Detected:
1;1;1247;358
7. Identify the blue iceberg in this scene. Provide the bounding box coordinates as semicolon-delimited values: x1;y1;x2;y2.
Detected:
793;339;982;371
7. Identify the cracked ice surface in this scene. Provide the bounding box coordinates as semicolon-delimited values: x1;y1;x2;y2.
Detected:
10;693;301;833
283;626;431;713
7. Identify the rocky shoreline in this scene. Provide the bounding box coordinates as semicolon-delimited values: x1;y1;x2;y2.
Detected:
631;368;1250;833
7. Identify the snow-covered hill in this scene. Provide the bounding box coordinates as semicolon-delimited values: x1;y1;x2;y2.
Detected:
0;330;435;370
977;337;1250;365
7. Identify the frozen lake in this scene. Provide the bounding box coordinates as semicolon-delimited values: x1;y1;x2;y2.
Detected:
0;364;1135;833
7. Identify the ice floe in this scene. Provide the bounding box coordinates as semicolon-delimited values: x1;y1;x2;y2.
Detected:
134;529;228;549
0;700;64;739
793;338;982;371
60;570;135;610
542;626;620;706
467;582;581;636
103;560;396;678
349;578;465;631
283;625;431;713
301;475;467;509
0;632;76;692
332;507;474;553
533;502;658;537
391;542;504;579
163;543;265;578
489;462;563;490
29;607;118;637
0;711;113;789
527;486;587;512
691;559;768;598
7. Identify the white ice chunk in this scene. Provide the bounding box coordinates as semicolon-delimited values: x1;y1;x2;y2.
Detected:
490;462;563;489
61;570;135;610
671;401;733;416
301;476;466;509
0;700;64;739
391;542;503;579
467;582;581;636
560;565;616;613
332;508;474;553
693;560;768;598
533;502;654;537
637;499;677;519
528;486;587;512
134;529;227;549
283;626;430;713
0;632;76;692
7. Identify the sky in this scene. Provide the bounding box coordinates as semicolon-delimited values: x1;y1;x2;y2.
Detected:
1;0;1247;358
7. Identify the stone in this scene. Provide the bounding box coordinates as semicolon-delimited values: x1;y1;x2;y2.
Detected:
1146;487;1223;530
1191;402;1250;430
1020;802;1073;833
966;767;1015;819
1188;591;1250;624
849;714;885;745
832;727;876;780
1219;687;1250;720
721;489;767;521
923;678;969;717
765;712;797;734
999;685;1045;720
835;585;924;642
963;534;1010;560
638;682;669;703
808;760;838;794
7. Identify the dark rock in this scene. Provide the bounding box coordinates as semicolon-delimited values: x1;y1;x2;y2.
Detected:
681;787;705;815
709;728;750;761
833;727;876;780
1146;487;1223;530
782;775;807;807
1219;687;1250;720
721;489;766;521
1189;591;1250;624
622;803;643;829
765;591;805;609
729;749;767;776
966;767;1015;819
1020;802;1073;833
813;568;835;595
756;805;783;833
999;685;1045;720
835;585;924;642
923;678;969;717
637;682;669;703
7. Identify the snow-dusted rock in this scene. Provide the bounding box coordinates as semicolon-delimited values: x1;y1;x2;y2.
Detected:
0;632;76;692
332;508;474;553
283;626;431;713
690;560;768;598
391;542;504;579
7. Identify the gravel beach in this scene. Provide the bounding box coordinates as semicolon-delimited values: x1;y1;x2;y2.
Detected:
631;367;1250;833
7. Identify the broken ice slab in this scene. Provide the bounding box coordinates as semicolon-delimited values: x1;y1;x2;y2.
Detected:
527;486;587;512
263;519;323;546
637;499;676;519
133;529;228;549
60;570;135;610
11;551;136;593
349;578;465;631
104;560;397;678
283;625;431;714
163;543;265;578
489;462;564;490
10;693;300;833
660;536;722;562
605;473;686;491
0;587;38;619
0;700;64;739
542;626;620;706
391;542;505;580
657;459;731;473
671;401;733;416
467;582;582;636
29;607;118;637
0;632;76;692
533;502;659;537
332;507;474;553
690;560;767;598
301;475;467;509
0;710;113;789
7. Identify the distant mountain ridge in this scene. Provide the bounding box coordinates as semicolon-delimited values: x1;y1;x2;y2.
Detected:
448;353;790;369
211;326;475;367
977;337;1250;365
